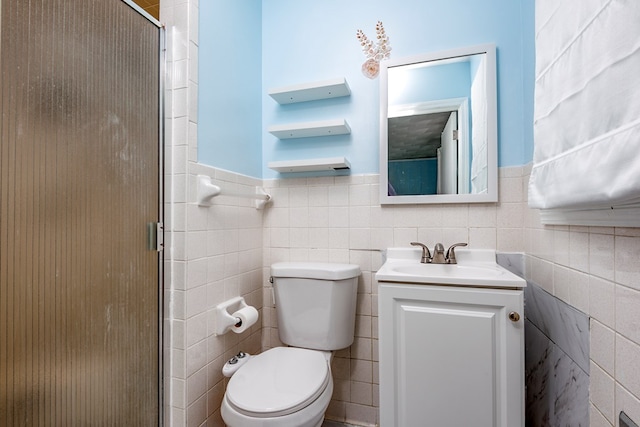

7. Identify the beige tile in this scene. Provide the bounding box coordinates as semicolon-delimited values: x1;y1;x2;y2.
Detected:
350;381;373;405
328;207;350;228
440;205;469;227
349;206;372;228
615;235;640;291
206;381;225;418
349;184;372;206
289;186;309;206
186;339;207;377
590;276;616;328
171;378;186;408
616;334;640;400
289;207;310;228
499;176;524;203
186;366;208;407
332;379;351;401
308;185;329;207
328;185;349;206
568;269;590;314
350;359;373;383
345;402;378;426
356;294;371;318
441;228;470;246
589;403;614;427
496;202;524;229
388;208;416;229
186;393;207;427
325;400;346;421
351;337;373;361
590;362;615;423
530;257;554;294
331;357;350;380
589;232;615;281
206;409;225;427
355;314;372;338
552;264;572;304
616;285;640;346
309;207;330;227
496;227;522;252
468;205;497;228
393;228;418;246
569;230;589;273
616;383;640;427
553;229;570;266
590;319;615;376
467;228;498;250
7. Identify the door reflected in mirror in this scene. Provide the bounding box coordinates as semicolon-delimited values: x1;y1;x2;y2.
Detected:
380;44;498;204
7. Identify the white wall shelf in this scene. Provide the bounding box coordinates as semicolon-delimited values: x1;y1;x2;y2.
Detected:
268;78;351;104
268;119;351;139
268;157;351;173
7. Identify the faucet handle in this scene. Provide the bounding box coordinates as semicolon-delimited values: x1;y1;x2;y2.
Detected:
410;242;432;263
445;243;468;264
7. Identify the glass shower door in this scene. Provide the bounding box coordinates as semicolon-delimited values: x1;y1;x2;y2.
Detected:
0;0;162;424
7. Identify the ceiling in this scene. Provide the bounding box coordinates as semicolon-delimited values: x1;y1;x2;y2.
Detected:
387;111;451;160
133;0;159;19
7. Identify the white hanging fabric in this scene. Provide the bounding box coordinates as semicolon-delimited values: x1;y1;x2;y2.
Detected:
528;0;640;210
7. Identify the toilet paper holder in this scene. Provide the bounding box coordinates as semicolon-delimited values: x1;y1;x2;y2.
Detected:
215;296;257;335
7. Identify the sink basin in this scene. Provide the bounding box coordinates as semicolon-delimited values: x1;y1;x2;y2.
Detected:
391;263;505;277
375;247;526;288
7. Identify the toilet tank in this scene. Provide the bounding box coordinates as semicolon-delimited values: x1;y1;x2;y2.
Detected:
270;262;360;351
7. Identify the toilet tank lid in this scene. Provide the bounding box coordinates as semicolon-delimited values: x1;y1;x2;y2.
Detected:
271;262;360;280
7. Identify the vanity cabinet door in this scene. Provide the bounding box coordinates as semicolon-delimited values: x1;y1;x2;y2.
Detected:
378;283;524;427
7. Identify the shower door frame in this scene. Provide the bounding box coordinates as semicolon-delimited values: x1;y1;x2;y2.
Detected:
122;1;167;423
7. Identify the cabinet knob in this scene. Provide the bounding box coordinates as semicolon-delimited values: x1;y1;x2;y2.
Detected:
508;311;521;322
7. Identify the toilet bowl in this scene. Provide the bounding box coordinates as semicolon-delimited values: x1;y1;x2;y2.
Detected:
221;347;333;427
220;262;360;427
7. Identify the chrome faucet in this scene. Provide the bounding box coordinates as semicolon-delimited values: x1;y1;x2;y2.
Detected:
410;242;468;264
431;243;446;264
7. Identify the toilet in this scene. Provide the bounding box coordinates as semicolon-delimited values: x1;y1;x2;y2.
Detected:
221;262;361;427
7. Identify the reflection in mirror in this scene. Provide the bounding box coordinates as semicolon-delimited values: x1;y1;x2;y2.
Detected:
380;44;497;204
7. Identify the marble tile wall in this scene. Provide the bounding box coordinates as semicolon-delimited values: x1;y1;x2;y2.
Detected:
524;280;590;426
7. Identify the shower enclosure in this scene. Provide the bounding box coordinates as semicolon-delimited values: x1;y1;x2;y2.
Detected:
0;0;163;424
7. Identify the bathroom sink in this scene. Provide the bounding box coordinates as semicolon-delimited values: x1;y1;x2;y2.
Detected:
376;247;526;288
390;263;504;278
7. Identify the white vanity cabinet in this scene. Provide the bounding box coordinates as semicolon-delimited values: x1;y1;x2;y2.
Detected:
378;282;524;427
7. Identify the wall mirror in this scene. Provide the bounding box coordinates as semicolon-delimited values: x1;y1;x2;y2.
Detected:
379;44;498;204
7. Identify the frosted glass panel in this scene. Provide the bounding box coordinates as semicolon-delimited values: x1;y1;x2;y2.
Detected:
0;0;161;424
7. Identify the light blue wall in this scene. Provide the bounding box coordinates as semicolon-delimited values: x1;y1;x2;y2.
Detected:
198;0;263;177
198;0;535;179
262;0;535;178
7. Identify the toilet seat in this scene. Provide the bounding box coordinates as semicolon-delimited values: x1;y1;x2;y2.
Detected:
225;347;330;418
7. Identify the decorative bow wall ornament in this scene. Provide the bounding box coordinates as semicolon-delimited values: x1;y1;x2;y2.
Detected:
356;21;391;79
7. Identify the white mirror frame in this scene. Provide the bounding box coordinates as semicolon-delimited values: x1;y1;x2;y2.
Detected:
379;44;498;205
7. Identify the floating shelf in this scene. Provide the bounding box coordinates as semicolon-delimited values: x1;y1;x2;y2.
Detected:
268;157;351;173
268;78;351;104
268;119;351;139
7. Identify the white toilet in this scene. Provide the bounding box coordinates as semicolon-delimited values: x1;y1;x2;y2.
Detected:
221;262;361;427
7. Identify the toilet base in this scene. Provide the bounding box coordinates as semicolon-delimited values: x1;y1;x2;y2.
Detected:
221;378;333;427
